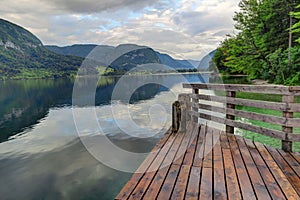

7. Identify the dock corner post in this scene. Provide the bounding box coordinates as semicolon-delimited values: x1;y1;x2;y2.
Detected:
178;94;188;132
172;100;181;133
282;95;294;152
226;91;236;134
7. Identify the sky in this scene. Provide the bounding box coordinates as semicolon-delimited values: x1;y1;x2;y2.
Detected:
0;0;240;60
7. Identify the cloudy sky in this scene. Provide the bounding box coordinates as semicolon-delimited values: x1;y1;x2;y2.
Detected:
0;0;240;60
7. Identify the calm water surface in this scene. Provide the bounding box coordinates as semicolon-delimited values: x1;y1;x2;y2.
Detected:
0;74;209;199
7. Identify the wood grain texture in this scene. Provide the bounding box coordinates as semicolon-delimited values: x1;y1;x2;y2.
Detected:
183;83;300;95
116;125;300;200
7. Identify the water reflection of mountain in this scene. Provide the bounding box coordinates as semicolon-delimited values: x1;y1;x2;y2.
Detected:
1;74;206;142
0;79;74;142
73;75;167;107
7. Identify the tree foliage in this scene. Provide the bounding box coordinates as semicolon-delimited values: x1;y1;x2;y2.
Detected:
213;0;300;85
292;4;300;43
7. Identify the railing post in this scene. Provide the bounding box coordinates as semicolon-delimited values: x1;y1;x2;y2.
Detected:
178;94;188;132
226;91;236;134
172;101;181;133
192;89;199;123
185;94;191;122
282;95;294;152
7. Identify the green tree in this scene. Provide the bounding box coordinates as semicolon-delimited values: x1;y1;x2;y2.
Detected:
291;4;300;43
213;0;300;84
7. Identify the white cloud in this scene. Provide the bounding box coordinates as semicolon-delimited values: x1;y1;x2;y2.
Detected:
0;0;240;59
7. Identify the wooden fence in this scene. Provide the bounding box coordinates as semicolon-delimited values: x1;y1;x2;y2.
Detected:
172;83;300;152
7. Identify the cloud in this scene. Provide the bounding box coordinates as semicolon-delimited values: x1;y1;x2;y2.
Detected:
172;0;239;35
0;0;240;59
43;0;166;13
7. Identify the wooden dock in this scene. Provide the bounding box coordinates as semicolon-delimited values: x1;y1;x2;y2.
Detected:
116;84;300;200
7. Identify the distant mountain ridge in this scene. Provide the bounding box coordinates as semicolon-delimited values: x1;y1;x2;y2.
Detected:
45;44;204;71
0;18;212;80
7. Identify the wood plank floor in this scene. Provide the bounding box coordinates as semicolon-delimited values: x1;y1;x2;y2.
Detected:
116;122;300;200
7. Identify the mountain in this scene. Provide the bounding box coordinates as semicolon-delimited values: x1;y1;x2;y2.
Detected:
46;44;99;58
198;50;216;71
45;44;200;71
108;44;160;72
0;18;207;80
155;53;197;70
0;19;83;79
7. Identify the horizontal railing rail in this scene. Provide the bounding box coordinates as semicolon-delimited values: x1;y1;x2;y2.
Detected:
183;83;300;95
172;83;300;152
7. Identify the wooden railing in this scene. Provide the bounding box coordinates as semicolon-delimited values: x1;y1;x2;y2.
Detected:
172;83;300;152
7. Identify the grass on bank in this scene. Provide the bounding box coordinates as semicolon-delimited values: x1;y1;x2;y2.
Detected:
213;76;300;151
235;92;300;152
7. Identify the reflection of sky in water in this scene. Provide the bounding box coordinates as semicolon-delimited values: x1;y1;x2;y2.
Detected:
0;82;192;154
0;74;210;199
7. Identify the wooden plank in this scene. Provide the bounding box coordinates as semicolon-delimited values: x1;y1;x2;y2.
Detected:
129;133;177;199
116;131;172;199
213;130;227;200
171;165;191;199
189;102;225;114
291;152;300;164
289;86;300;92
159;131;186;169
128;171;157;200
222;148;242;200
185;166;201;200
214;168;227;200
147;134;176;173
199;167;213;200
203;127;213;168
190;93;288;111
228;135;256;200
227;108;286;126
141;130;172;173
143;130;186;199
288;103;300;112
212;130;222;162
183;83;298;95
173;123;194;166
189;102;300;127
193;125;206;167
287;118;300;127
266;146;300;195
244;139;286;200
278;149;300;178
288;133;300;142
255;142;300;199
190;111;286;140
191;94;300;113
142;167;169;200
157;164;180;200
220;133;230;149
132;126;186;199
183;125;199;166
235;137;271;200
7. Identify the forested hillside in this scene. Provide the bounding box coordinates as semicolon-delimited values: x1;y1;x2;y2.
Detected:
213;0;300;85
0;19;83;79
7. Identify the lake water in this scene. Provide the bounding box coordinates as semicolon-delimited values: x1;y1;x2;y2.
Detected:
0;74;211;199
